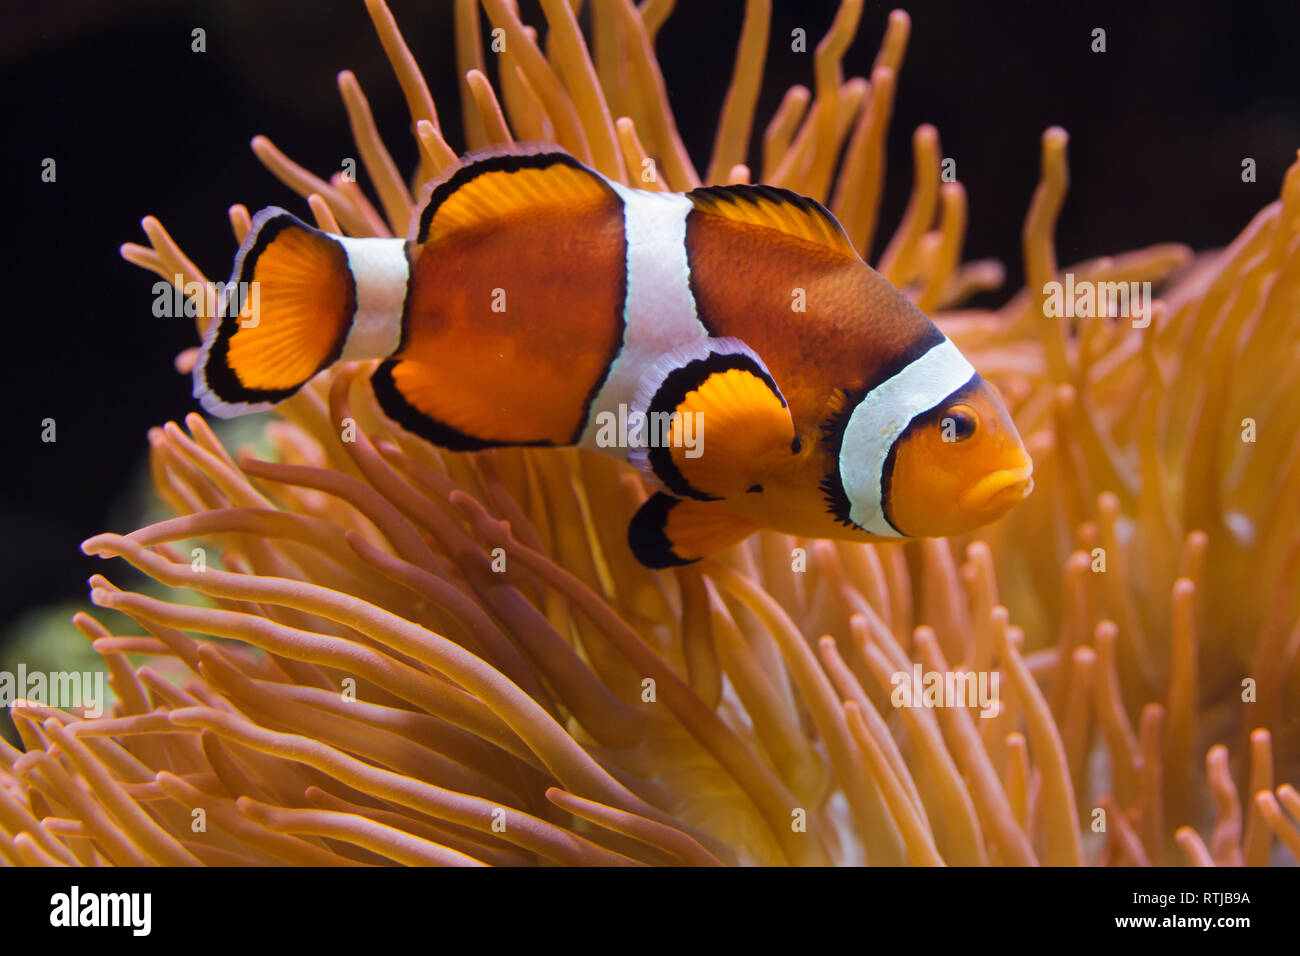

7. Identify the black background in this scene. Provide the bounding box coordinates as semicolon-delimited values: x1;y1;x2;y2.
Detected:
0;863;1281;936
2;0;1298;638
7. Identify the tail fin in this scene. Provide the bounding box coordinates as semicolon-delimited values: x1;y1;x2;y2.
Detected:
194;208;407;418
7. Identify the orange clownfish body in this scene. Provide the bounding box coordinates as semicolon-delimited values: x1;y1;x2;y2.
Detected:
196;145;1033;568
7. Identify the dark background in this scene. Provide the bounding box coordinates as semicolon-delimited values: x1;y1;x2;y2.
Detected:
2;0;1298;642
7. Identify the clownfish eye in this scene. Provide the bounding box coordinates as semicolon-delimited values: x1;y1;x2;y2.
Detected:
941;404;978;443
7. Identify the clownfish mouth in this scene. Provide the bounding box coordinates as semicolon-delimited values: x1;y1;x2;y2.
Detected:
959;462;1035;515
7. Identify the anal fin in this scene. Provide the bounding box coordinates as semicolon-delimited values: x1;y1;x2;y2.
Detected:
628;493;758;568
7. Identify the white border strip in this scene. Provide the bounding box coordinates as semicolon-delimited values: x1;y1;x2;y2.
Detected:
839;337;976;535
578;181;708;449
337;236;408;361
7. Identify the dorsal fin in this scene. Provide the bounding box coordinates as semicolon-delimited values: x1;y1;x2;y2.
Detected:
413;144;616;244
686;184;860;259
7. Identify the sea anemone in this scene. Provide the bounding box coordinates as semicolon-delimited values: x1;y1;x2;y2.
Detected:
2;0;1297;867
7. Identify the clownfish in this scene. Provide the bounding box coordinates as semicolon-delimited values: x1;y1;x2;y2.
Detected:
195;144;1033;568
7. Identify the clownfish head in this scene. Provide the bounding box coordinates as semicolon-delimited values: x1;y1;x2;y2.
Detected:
829;338;1033;538
883;376;1033;536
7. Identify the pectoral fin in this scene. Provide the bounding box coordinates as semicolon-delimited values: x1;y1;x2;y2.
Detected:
629;338;798;501
628;492;759;568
